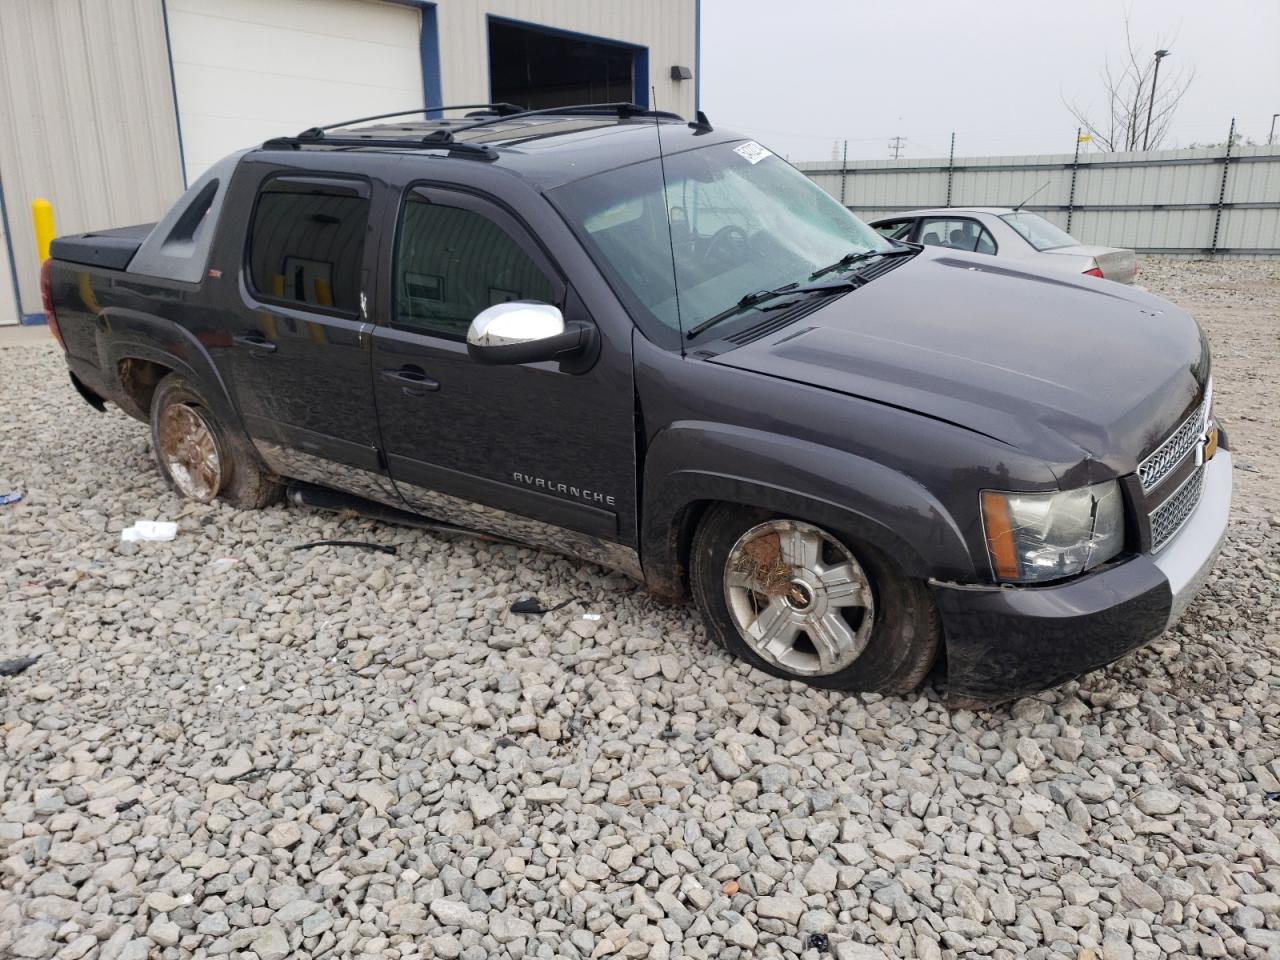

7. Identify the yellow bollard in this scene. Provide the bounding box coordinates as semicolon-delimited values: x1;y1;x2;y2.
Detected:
32;198;56;262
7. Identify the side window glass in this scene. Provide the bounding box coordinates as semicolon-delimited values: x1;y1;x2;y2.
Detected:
921;218;996;254
249;184;369;312
395;197;555;340
920;219;948;247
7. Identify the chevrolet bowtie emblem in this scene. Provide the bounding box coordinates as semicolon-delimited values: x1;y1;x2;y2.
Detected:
1196;423;1219;466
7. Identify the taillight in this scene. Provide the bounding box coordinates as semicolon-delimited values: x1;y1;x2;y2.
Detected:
40;258;64;348
1083;266;1104;278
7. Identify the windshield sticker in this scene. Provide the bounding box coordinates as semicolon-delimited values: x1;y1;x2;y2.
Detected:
733;141;772;164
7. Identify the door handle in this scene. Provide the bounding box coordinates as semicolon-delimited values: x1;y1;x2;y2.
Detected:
232;334;277;353
381;366;440;396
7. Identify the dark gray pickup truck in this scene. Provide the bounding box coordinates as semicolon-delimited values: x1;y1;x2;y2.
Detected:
42;103;1231;704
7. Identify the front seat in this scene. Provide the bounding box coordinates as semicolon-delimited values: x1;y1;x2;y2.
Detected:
922;231;941;246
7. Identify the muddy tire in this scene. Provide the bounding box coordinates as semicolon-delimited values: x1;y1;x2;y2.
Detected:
149;373;280;510
690;503;939;693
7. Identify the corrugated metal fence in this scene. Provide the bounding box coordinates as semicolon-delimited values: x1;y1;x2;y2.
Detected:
798;142;1280;256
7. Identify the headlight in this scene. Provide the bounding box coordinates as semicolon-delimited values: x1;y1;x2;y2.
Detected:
981;480;1124;583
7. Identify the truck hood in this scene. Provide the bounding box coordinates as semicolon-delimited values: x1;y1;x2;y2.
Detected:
707;249;1208;481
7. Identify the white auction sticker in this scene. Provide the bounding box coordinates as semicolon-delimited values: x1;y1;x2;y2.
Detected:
733;141;772;164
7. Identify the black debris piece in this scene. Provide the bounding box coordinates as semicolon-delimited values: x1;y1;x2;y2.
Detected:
807;933;830;953
115;798;140;812
0;655;40;677
290;540;397;556
510;597;575;615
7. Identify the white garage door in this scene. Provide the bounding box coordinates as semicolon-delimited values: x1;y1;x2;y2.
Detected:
167;0;424;184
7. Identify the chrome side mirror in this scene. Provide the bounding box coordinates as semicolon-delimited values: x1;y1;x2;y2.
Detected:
466;301;593;366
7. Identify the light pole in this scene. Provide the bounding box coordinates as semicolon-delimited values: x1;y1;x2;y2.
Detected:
1142;48;1171;150
1270;113;1279;146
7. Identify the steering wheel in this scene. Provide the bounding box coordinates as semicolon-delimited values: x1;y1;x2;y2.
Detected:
702;224;750;264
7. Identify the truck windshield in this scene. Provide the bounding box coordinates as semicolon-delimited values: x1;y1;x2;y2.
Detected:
999;212;1078;251
550;140;888;346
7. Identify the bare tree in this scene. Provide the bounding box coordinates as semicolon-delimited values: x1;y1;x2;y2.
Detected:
1064;13;1194;151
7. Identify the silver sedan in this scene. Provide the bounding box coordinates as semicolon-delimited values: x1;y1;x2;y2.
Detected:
867;207;1139;284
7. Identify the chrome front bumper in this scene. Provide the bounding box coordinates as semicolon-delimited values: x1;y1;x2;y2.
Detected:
1152;450;1232;628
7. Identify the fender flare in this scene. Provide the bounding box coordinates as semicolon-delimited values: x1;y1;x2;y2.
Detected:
640;421;975;598
95;308;249;444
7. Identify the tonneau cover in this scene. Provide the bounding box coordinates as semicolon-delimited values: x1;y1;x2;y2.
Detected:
50;224;154;270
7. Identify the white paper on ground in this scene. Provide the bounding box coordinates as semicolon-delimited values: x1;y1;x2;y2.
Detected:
121;520;178;542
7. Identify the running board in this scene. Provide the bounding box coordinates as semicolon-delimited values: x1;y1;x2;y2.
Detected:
285;482;515;544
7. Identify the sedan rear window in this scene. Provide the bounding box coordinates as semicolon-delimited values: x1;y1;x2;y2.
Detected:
999;212;1077;251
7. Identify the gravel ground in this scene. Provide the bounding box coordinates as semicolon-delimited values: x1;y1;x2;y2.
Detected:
1;259;1278;960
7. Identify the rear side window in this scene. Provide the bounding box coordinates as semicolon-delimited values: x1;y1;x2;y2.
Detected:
394;195;554;340
248;179;369;313
920;217;997;255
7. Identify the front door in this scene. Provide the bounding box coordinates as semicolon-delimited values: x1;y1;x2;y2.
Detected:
219;171;394;501
370;185;638;569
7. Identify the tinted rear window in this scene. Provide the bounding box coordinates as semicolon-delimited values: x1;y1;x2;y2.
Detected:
249;185;369;312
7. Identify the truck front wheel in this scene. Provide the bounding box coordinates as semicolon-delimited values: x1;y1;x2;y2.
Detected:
149;373;280;510
690;504;939;693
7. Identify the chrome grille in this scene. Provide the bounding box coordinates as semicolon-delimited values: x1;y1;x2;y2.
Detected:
1150;465;1205;552
1137;392;1210;492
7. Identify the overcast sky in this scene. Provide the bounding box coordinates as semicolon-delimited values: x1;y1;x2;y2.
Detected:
700;0;1280;162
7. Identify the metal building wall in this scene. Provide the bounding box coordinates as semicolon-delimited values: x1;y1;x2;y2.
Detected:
0;0;185;320
436;0;698;119
798;145;1280;256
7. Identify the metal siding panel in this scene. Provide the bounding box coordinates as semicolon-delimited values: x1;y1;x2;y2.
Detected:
0;185;19;324
0;0;184;315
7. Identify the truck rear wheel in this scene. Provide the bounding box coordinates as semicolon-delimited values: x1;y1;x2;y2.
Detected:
690;504;939;693
149;373;280;510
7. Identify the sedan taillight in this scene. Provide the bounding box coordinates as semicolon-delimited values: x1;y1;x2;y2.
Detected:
40;258;64;349
1082;266;1104;279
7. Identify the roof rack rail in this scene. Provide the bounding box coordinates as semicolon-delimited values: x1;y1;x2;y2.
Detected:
299;103;526;138
260;103;525;160
261;132;499;161
260;102;688;161
441;101;685;138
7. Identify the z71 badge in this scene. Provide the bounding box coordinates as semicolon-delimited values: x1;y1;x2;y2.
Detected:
513;472;616;507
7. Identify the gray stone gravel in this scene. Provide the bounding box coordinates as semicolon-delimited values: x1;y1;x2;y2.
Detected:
1;259;1279;959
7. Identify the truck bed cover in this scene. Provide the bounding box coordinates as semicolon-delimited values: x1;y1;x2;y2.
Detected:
50;223;155;270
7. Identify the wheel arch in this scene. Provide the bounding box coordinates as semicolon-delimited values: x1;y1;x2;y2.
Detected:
640;422;976;599
96;308;247;441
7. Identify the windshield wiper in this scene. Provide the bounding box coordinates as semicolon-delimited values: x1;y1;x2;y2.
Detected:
808;243;916;281
685;278;854;341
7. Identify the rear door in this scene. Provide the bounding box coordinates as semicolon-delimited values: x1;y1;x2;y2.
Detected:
216;170;392;498
369;184;639;556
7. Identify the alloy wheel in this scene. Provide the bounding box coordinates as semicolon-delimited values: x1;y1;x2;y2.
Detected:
723;519;875;676
157;402;223;502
